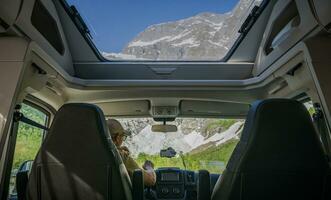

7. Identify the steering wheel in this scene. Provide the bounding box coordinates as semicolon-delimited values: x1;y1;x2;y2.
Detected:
144;186;157;200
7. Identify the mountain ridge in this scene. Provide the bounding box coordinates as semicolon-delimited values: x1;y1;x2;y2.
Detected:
104;0;261;60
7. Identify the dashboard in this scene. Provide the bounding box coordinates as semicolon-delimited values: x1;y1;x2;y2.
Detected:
149;168;220;200
155;168;195;200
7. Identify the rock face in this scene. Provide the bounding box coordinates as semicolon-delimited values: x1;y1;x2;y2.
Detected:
117;118;244;157
104;0;261;60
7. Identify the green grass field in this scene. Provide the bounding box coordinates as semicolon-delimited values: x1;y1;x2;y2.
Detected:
136;139;239;173
12;104;46;169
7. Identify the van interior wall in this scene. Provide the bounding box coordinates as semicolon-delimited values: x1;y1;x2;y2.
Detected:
266;55;318;101
0;37;28;197
305;34;331;127
19;41;67;111
265;33;331;127
0;36;67;196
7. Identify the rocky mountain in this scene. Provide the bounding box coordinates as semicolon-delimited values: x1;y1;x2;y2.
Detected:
117;118;244;157
104;0;261;60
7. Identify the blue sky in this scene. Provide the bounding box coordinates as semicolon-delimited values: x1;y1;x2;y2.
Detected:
66;0;239;53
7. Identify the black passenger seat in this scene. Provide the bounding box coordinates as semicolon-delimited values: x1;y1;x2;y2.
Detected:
212;99;330;200
26;103;132;200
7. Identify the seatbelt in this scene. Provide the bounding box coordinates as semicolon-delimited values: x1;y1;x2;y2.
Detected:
312;103;331;168
0;106;21;200
312;103;331;199
14;111;49;131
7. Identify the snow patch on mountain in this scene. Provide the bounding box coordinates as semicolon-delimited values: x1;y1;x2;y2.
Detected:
183;131;205;148
172;38;200;47
102;52;149;60
124;121;244;157
204;122;243;145
128;36;173;48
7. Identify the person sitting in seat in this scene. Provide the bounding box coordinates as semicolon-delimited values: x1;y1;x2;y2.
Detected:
107;119;156;186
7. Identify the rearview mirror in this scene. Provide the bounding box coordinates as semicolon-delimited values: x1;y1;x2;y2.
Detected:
160;147;177;158
151;124;177;132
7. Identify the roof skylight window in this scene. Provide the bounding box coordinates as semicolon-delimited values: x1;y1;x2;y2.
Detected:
65;0;263;61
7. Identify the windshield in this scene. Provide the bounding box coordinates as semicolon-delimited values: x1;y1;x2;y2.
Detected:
115;118;244;173
64;0;262;61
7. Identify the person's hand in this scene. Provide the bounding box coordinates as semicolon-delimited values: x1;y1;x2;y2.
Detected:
142;160;156;186
144;170;157;187
119;146;130;153
143;160;155;171
119;146;130;159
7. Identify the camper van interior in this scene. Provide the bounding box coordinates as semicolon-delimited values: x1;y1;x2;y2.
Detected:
1;0;331;199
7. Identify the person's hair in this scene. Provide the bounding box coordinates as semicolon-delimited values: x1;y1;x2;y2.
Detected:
111;133;120;141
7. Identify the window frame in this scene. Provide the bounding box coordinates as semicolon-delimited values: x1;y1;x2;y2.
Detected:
22;100;52;139
58;0;270;62
2;100;51;200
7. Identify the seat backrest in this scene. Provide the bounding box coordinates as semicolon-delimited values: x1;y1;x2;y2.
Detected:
212;99;330;200
16;170;29;200
26;103;132;200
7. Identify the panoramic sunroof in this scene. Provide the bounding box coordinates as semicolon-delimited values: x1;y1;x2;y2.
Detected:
65;0;262;61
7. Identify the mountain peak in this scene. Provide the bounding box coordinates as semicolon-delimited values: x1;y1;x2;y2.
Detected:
193;12;225;19
105;0;259;60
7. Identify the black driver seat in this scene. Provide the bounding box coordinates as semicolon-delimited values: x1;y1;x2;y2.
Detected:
26;103;132;200
212;99;330;200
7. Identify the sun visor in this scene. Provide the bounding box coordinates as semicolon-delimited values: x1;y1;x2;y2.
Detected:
96;100;150;117
180;100;249;118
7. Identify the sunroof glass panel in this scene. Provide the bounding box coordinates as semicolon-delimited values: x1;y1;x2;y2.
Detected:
65;0;262;61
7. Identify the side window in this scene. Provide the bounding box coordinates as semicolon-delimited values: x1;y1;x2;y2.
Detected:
303;100;331;159
304;101;315;116
8;103;48;199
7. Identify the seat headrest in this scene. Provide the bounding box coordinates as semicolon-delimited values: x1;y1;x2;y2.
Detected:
228;99;327;172
39;103;117;165
243;99;313;141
